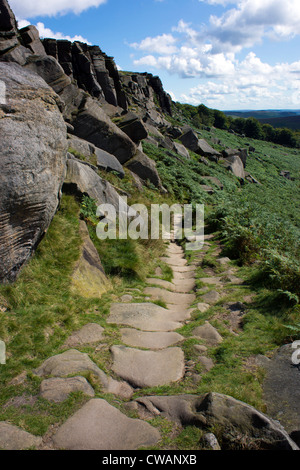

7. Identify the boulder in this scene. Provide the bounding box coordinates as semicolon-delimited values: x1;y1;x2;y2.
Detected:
25;55;72;95
222;155;245;179
197;392;299;450
71;221;112;298
0;0;19;56
222;148;247;167
117;111;148;143
19;25;46;56
64;156;123;210
125;150;162;189
71;96;136;164
0;62;67;283
173;142;190;159
179;130;220;161
95;147;124;178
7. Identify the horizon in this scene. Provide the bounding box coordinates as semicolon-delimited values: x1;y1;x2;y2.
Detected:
9;0;300;111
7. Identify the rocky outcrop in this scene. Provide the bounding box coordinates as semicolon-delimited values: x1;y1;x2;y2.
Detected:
125;150;163;189
119;71;172;117
179;128;221;162
222;154;245;179
71;96;136;164
0;62;67;283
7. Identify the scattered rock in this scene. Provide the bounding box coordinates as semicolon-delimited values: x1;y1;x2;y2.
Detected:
198;356;214;371
62;322;105;348
201;290;221;304
200;433;221;450
192;322;223;346
40;376;95;403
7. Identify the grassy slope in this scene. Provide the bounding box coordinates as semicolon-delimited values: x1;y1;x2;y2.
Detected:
0;123;299;448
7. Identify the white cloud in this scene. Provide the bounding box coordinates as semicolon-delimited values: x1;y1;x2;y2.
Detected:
130;34;178;55
18;20;91;43
10;0;107;18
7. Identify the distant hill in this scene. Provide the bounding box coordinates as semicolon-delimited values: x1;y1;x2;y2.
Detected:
224;110;300;130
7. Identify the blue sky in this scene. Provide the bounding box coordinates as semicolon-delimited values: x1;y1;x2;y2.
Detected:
10;0;300;110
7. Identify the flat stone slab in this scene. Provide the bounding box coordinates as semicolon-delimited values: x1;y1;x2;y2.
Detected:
0;422;42;450
171;265;196;273
52;398;160;450
62;323;104;348
173;278;196;293
201;290;221;304
111;346;185;388
146;278;175;291
173;270;196;280
144;287;195;306
120;328;184;350
160;256;187;267
165;305;193;321
33;349;133;398
40;376;95;403
107;303;182;331
192;322;223;346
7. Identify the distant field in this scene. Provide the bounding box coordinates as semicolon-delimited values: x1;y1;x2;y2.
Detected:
224;110;300;130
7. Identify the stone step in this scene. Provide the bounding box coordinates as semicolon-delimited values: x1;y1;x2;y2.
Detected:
120;328;184;350
111;345;185;388
107;303;182;331
144;287;196;306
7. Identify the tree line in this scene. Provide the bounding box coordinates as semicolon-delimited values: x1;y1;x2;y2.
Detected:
175;103;300;148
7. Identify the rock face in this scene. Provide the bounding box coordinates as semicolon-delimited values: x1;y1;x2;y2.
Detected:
71;96;136;164
0;62;67;283
125;150;163;189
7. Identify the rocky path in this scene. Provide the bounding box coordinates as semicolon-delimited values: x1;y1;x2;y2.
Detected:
1;233;298;451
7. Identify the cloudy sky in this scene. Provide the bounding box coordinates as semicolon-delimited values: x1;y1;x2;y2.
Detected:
10;0;300;110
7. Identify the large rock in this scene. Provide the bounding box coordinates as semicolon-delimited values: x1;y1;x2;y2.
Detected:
25;55;72;95
19;25;46;56
222;154;245;179
0;62;67;283
71;96;136;164
71;221;112;298
197;392;299;450
52;398;160;450
64;156;123;210
0;0;19;55
134;393;299;450
263;344;300;435
125;150;162;189
179;129;220;161
117;111;148;143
